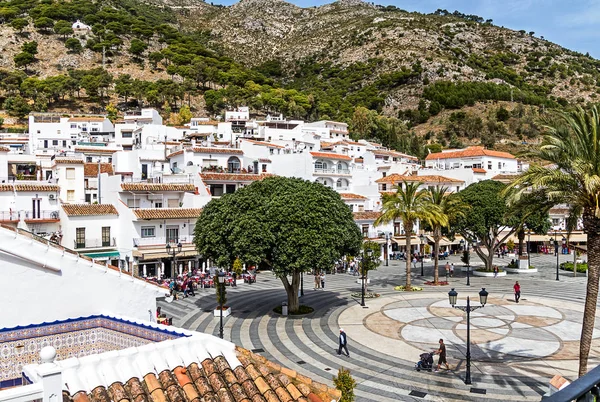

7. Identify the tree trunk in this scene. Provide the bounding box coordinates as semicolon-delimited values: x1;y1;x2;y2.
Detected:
405;220;412;288
579;214;600;377
517;228;525;256
433;226;441;284
280;271;300;313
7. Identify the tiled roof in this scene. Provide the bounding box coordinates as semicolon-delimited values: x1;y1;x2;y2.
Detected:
353;211;381;220
339;193;368;200
550;208;570;215
62;204;119;216
25;335;339;402
121;183;196;192
193;120;219;125
84;163;114;177
309;152;352;161
191;147;243;155
7;183;60;192
472;168;487;173
68;117;106;122
74;147;119;154
133;208;203;220
167;150;184;158
0;147;9;152
376;173;463;184
243;139;285;149
492;174;518;182
53;158;84;165
258;158;272;163
372;149;418;160
425;146;515;160
354;158;364;163
200;173;274;182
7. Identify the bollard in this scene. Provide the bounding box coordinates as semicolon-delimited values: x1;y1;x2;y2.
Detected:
282;302;288;316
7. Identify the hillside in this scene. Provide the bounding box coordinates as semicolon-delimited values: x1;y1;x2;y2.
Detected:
0;0;598;155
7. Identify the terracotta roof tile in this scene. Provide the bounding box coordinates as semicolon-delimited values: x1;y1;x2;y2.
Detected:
492;174;518;182
53;158;84;165
192;147;243;155
0;147;9;152
258;158;272;163
243;139;285;149
133;208;203;220
339;193;367;200
376;173;463;184
62;204;118;216
14;183;59;192
353;211;381;220
200;173;274;182
84;163;114;177
121;183;196;192
372;149;418;160
167;150;184;158
472;168;487;173
309;152;351;161
354;158;364;163
425;146;515;160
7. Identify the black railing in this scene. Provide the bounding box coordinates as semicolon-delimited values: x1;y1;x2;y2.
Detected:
542;365;600;401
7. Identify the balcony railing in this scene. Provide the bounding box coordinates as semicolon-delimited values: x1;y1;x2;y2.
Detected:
313;168;351;175
133;236;193;247
74;237;116;249
0;210;60;221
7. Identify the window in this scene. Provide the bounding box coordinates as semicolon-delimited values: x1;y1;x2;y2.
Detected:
210;184;224;196
358;205;364;212
72;141;76;145
57;130;61;135
122;132;132;138
362;225;369;238
127;198;140;208
315;161;324;170
382;172;386;177
62;141;67;146
66;168;75;179
227;157;241;173
498;162;502;169
394;222;401;236
381;184;387;191
488;162;492;170
85;194;91;203
52;140;58;146
166;226;179;243
76;228;85;248
123;145;132;151
86;157;92;163
552;218;560;226
269;148;274;155
67;190;75;202
226;184;236;194
202;159;218;167
102;227;111;247
108;157;112;163
91;127;99;132
154;202;162;208
167;199;179;208
70;124;77;129
141;226;155;238
262;164;267;173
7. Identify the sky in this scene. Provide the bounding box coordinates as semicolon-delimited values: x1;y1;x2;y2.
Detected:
210;0;600;58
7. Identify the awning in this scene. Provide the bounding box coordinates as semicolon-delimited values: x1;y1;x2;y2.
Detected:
83;251;120;259
367;238;398;244
134;250;199;261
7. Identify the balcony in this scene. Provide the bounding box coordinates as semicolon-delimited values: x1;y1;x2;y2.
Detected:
133;236;193;247
0;210;60;222
313;168;351;175
74;237;116;249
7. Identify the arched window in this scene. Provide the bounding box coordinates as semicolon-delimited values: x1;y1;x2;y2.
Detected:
336;179;343;188
227;157;241;173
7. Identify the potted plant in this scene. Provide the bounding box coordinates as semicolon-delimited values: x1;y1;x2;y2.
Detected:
506;239;516;257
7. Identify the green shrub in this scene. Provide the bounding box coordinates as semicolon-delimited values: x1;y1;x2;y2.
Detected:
333;367;356;402
560;262;588;272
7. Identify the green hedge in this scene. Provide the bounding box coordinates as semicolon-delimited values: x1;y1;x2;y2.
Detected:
560;262;588;273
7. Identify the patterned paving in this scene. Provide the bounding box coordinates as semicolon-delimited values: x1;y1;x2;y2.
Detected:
158;255;600;401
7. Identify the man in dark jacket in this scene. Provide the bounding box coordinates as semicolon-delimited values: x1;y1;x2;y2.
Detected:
337;328;349;357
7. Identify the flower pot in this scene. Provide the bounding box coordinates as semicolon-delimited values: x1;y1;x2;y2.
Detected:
214;306;231;317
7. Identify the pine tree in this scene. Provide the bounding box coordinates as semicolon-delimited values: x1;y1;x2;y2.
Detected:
333;367;356;402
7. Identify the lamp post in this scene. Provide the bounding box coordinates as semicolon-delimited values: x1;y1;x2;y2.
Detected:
300;271;304;297
460;239;470;286
125;255;130;274
419;234;425;276
166;242;183;278
527;230;531;268
448;287;489;385
361;248;373;307
550;231;560;281
216;272;226;339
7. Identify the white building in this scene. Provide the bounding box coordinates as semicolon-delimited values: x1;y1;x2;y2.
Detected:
52;157;85;203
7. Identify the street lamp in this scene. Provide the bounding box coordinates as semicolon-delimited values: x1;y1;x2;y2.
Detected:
527;230;531;268
550;231;560;281
216;272;226;339
460;239;470;286
300;270;304;297
166;242;183;278
419;234;425;276
361;248;373;307
448;287;489;385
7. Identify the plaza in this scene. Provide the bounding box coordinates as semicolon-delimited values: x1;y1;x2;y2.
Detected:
159;253;599;401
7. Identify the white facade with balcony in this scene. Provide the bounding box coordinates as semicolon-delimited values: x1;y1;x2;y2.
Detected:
52;158;85;203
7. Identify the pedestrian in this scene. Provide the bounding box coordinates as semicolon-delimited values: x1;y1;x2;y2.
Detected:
314;272;320;290
514;281;521;303
412;257;417;270
444;262;450;279
183;277;189;298
321;272;325;289
435;339;450;371
493;266;498;278
337;328;349;357
450;263;454;278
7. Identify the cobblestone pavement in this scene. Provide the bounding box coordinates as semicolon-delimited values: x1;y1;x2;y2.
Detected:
158;253;598;402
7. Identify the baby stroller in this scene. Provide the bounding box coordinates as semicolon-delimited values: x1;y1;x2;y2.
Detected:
415;351;434;372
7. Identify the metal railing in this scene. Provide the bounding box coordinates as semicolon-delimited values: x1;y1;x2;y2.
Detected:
74;237;116;249
0;210;60;221
542;364;600;401
313;168;336;174
133;236;192;247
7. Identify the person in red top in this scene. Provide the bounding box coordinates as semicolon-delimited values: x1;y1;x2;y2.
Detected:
514;281;521;303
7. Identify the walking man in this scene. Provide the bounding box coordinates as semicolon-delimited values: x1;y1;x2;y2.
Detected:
435;339;450;371
514;281;521;303
314;272;320;290
320;272;326;289
338;328;349;357
412;256;418;270
450;263;454;277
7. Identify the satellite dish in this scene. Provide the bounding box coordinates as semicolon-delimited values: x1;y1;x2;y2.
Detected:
297;143;306;150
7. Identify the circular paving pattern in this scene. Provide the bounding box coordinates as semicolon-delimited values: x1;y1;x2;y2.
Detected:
370;296;599;361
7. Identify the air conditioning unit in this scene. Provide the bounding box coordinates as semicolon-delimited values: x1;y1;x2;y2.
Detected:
48;194;56;200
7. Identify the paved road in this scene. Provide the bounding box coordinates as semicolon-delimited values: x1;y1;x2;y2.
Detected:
158;253;595;402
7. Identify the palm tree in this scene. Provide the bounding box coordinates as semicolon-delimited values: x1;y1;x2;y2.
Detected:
506;105;600;377
423;186;463;284
376;181;442;288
